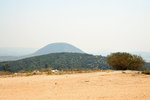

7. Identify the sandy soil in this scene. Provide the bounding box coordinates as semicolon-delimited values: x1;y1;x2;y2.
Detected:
0;71;150;100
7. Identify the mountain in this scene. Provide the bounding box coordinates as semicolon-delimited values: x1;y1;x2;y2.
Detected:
0;43;83;62
0;56;19;62
0;53;109;72
33;43;84;56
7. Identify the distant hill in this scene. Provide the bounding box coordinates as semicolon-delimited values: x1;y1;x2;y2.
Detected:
0;48;37;62
0;47;37;56
33;43;84;56
144;63;150;70
0;43;84;62
0;56;19;62
0;53;109;72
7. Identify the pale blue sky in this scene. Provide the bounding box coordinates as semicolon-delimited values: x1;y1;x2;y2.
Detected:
0;0;150;53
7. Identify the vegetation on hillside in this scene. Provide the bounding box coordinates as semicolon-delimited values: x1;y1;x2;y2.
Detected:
107;52;146;70
0;53;109;72
144;63;150;70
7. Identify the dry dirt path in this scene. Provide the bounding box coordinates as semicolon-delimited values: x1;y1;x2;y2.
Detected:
0;71;150;100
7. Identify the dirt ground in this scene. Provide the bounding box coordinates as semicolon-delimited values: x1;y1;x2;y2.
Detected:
0;71;150;100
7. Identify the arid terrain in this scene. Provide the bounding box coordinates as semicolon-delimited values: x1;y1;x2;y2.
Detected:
0;71;150;100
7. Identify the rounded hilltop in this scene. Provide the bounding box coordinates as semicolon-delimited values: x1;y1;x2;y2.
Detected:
33;42;84;56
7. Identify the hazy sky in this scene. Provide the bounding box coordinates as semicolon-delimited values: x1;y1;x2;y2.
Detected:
0;0;150;53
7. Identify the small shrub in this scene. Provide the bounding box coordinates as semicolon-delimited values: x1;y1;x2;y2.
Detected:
142;70;150;75
122;71;126;74
47;71;52;75
19;70;27;73
25;72;33;76
0;71;12;76
137;72;141;74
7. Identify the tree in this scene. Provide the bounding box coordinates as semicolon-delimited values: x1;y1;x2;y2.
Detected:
3;64;10;72
45;64;48;69
106;52;145;70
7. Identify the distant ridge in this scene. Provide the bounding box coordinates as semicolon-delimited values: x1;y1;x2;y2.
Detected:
0;53;108;72
33;42;84;56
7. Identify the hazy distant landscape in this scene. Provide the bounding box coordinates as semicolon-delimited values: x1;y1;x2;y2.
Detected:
0;42;149;72
0;0;150;100
0;43;150;62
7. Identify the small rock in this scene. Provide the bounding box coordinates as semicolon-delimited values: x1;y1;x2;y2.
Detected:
85;80;89;82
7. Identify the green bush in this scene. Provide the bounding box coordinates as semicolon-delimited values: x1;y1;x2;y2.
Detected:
107;52;145;70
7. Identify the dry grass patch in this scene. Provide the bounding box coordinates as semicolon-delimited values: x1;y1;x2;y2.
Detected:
142;70;150;75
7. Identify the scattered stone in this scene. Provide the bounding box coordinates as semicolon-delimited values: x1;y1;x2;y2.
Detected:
85;80;89;82
14;73;18;75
